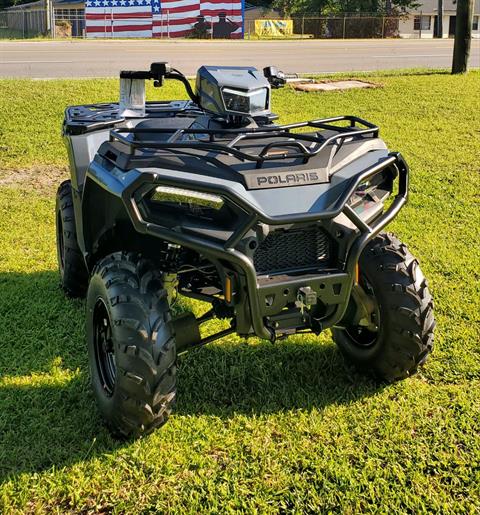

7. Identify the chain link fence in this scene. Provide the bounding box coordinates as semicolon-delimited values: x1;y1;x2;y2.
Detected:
245;16;404;39
0;8;48;38
0;8;427;39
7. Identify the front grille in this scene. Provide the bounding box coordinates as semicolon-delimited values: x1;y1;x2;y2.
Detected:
253;226;332;275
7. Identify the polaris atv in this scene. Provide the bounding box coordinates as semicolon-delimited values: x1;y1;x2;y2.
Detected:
56;62;435;437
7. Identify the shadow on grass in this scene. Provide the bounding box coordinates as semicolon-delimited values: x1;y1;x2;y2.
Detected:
0;271;384;482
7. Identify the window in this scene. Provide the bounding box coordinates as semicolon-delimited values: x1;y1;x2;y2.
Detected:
473;16;479;31
54;8;84;22
413;15;431;31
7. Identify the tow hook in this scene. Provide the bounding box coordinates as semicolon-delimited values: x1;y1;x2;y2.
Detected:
295;286;318;315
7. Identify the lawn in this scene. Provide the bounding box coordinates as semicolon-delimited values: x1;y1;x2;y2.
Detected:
0;70;479;513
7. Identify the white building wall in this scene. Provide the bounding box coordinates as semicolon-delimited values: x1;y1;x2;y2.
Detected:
399;15;433;38
473;15;480;38
399;13;480;38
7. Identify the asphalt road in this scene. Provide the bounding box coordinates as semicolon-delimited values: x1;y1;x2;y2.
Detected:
1;38;479;78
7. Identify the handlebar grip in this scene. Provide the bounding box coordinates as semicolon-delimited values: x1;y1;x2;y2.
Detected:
120;71;153;79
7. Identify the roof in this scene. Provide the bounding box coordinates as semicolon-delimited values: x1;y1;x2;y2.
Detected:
6;0;84;9
6;0;43;9
55;0;84;4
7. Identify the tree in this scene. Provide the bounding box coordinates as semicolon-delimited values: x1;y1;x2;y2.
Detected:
333;0;418;14
273;0;335;17
273;0;419;15
452;0;474;73
0;0;34;8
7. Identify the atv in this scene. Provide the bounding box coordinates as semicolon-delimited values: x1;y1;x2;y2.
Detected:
56;62;435;437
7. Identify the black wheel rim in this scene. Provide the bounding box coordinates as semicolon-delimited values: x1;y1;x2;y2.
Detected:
344;275;380;348
345;325;378;347
56;211;65;275
93;299;116;396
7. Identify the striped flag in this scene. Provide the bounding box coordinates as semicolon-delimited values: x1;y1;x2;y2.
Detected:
152;0;242;38
151;0;200;38
86;0;243;39
85;0;153;38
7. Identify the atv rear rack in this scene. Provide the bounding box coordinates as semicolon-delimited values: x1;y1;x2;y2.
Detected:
109;115;379;169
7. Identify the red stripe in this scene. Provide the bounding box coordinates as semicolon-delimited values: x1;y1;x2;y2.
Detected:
157;4;199;13
202;0;242;3
86;24;152;32
153;16;197;25
199;9;241;15
86;12;151;19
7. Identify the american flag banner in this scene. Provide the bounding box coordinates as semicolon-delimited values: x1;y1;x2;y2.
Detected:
152;0;242;38
85;0;154;38
85;0;243;38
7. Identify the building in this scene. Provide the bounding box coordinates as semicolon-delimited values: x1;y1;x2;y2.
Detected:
4;0;84;37
399;0;480;38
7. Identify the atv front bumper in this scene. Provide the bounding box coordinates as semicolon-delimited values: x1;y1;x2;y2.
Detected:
119;152;408;340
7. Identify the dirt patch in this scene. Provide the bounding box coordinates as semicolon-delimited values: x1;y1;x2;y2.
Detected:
292;80;380;92
0;166;68;194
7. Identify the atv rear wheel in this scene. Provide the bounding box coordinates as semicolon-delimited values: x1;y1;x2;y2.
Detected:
332;233;435;382
55;180;88;297
87;252;177;438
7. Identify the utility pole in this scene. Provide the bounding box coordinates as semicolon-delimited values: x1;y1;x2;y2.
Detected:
45;0;51;36
452;0;474;73
437;0;443;37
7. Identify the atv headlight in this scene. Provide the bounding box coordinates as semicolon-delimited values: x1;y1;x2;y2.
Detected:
222;87;269;115
142;185;240;232
151;186;224;210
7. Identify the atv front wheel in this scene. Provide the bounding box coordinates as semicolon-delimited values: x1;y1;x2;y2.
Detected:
332;233;435;382
55;180;88;297
86;252;177;438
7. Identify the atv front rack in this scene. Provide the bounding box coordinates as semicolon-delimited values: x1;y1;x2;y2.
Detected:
109;115;379;169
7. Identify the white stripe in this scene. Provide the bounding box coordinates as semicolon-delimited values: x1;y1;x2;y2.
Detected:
153;23;194;32
154;10;199;19
86;6;151;13
159;0;199;9
201;14;242;20
87;30;153;37
200;2;242;9
86;18;151;26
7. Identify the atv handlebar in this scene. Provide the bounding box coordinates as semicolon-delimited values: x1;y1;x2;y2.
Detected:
120;62;199;104
263;66;287;88
120;62;288;105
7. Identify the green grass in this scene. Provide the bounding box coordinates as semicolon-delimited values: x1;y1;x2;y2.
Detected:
0;28;48;40
0;70;479;513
